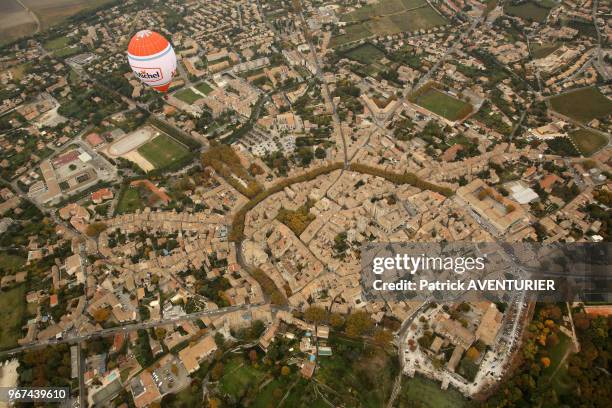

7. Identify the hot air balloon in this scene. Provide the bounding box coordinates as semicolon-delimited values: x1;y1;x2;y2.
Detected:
127;30;177;93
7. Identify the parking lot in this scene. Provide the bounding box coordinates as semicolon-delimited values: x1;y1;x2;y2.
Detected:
152;355;190;395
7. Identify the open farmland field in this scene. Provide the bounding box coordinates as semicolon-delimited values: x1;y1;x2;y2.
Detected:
22;0;113;30
569;129;608;156
343;43;386;64
0;285;27;349
549;87;612;124
330;24;373;48
504;1;553;22
332;0;447;47
0;1;37;44
389;6;447;33
137;134;191;169
1;0;114;44
413;87;473;122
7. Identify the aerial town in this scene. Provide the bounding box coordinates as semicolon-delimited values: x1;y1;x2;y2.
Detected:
0;0;610;407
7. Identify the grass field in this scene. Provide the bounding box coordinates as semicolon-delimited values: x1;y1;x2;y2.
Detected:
549;87;612;124
332;0;446;47
389;7;447;32
542;332;572;376
504;1;553;22
343;43;386;64
116;187;143;214
397;376;468;408
569;129;608;156
219;357;267;399
0;285;26;349
330;24;373;47
44;36;82;57
44;36;71;50
566;19;597;38
8;63;30;80
413;88;473;122
53;45;82;57
0;253;25;276
315;335;398;407
195;82;213;95
174;88;202;104
137;134;190;169
532;42;562;59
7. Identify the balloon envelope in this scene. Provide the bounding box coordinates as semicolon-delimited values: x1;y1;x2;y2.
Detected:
127;30;176;93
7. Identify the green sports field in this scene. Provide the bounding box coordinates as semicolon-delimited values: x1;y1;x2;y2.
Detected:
137;134;191;169
413;88;473;122
174;88;201;104
549;87;612;124
195;82;213;95
569;129;608;156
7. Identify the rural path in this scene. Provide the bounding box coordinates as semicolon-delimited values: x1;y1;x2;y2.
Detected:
15;0;40;34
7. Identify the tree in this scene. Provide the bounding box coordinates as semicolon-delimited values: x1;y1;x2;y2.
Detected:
466;346;480;361
210;362;224;381
214;332;225;348
345;311;373;337
304;306;326;324
86;222;107;237
155;328;166;339
248;349;258;364
329;313;344;329
93;308;111;323
373;329;393;346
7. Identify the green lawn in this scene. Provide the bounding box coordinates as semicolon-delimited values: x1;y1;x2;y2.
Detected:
174;88;202;104
569;129;608;156
397;376;468;408
0;253;25;275
116;187;143;214
504;1;553;22
549;87;612;124
0;285;26;349
219;357;267;399
137;134;191;169
413;88;473;122
195;82;213;95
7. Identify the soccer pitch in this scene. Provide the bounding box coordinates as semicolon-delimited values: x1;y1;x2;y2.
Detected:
137;134;191;169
